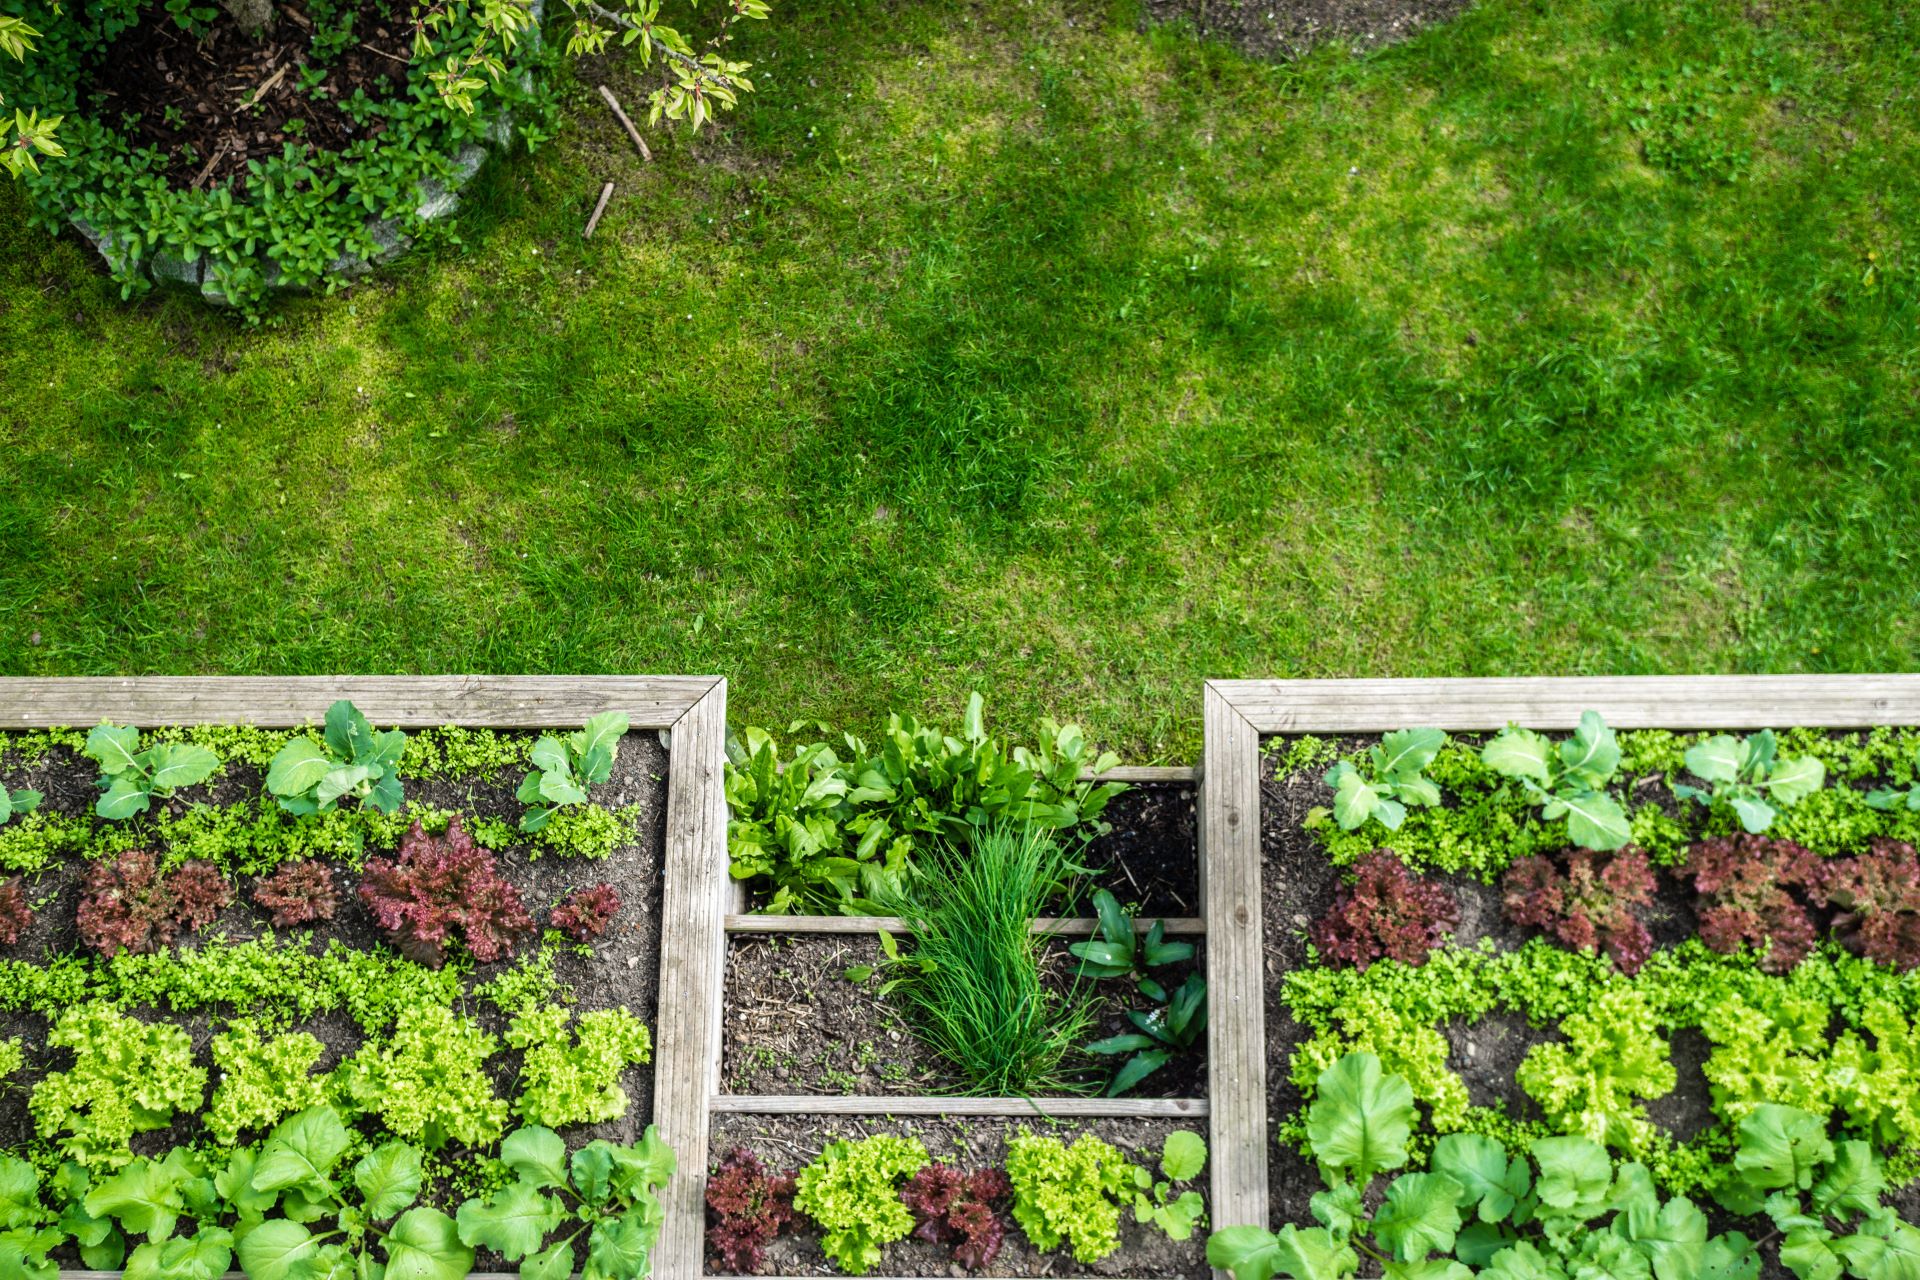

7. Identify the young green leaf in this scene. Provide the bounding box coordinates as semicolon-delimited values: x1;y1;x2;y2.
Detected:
252;1106;353;1195
383;1206;473;1280
456;1179;566;1259
501;1126;571;1192
1161;1131;1207;1183
1307;1052;1414;1184
1732;1105;1834;1193
233;1219;321;1280
1373;1172;1465;1261
1530;1137;1611;1214
352;1142;424;1221
1206;1223;1355;1280
1431;1133;1530;1224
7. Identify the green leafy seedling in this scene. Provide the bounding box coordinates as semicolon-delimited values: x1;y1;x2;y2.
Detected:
1087;972;1207;1096
1132;1131;1209;1240
1867;746;1920;814
0;785;40;827
230;1105;468;1280
456;1123;676;1280
265;700;407;816
1481;711;1631;850
518;712;630;832
1673;730;1826;834
82;724;219;820
1068;888;1193;999
1318;728;1448;832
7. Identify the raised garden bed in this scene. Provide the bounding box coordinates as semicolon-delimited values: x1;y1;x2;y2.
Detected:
0;675;729;1280
1199;676;1920;1280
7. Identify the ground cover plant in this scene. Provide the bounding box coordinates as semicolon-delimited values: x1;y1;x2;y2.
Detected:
1257;720;1920;1278
0;706;668;1278
4;0;1917;744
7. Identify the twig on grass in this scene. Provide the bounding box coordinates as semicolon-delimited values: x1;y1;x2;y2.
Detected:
361;41;412;64
584;181;616;238
190;139;230;189
598;84;653;161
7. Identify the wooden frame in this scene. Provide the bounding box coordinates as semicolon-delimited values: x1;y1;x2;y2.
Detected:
0;675;729;1280
1198;673;1920;1250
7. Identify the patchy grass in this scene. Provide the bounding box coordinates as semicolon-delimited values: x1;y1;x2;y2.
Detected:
1;0;1916;756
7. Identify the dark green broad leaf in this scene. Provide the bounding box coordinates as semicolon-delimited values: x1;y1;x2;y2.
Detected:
234;1218;321;1280
1373;1173;1464;1262
85;724;144;776
85;1157;190;1243
1431;1133;1529;1223
96;775;153;820
143;743;219;791
1734;1105;1834;1193
1106;1048;1172;1096
584;1212;655;1280
1701;1232;1762;1280
253;1106;353;1196
1206;1224;1355;1280
323;700;374;761
353;1142;424;1221
267;739;334;798
1622;1194;1708;1280
502;1127;570;1192
1307;1053;1414;1183
384;1206;473;1280
523;1239;577;1280
123;1226;233;1280
455;1180;565;1260
1811;1141;1885;1219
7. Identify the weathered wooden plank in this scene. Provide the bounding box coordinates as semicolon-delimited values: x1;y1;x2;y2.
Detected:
0;675;717;730
723;914;1207;935
712;1095;1208;1118
1200;681;1266;1239
1216;674;1920;734
1080;765;1198;783
653;681;732;1280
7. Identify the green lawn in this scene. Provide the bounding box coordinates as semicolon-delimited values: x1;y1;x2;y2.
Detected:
2;0;1916;756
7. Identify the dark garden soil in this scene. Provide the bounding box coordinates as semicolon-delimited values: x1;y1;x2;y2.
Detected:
1076;781;1201;919
722;933;1208;1098
1257;734;1920;1279
0;730;668;1172
1144;0;1472;61
707;1113;1212;1278
83;0;416;189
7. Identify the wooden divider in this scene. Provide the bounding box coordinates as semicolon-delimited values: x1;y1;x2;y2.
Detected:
1199;671;1920;1258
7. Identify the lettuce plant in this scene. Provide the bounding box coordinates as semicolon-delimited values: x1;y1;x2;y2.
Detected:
1311;852;1458;971
204;1024;331;1146
76;850;231;957
1481;712;1631;850
1005;1131;1136;1263
336;1003;508;1149
82;723;220;820
233;1106;470;1280
1318;728;1448;832
518;712;629;832
551;883;623;941
1502;846;1656;974
1684;834;1829;973
249;858;339;927
358;817;536;967
266;700;407;816
1516;988;1675;1156
28;1004;207;1168
1701;991;1836;1123
793;1134;928;1273
1830;1001;1920;1155
456;1124;677;1280
1208;1053;1760;1280
901;1162;1012;1270
706;1147;797;1273
1674;729;1826;834
1821;839;1920;971
1291;990;1470;1134
0;876;30;945
506;1005;654;1128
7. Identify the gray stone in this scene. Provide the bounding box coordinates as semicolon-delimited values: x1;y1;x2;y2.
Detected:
149;250;203;288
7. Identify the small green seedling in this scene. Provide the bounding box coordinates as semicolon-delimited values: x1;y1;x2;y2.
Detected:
1674;730;1826;834
1087;972;1207;1096
517;712;629;832
1132;1131;1208;1240
266;700;407;816
1867;747;1920;814
1069;888;1193;1000
1318;728;1448;832
0;785;41;827
1482;711;1630;850
82;724;220;820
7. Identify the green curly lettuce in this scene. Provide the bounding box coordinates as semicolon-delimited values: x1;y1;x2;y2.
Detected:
506;1005;653;1128
1516;987;1675;1156
793;1134;928;1272
28;1004;206;1167
1005;1131;1137;1263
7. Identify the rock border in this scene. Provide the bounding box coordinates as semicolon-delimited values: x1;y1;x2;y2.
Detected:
68;2;542;308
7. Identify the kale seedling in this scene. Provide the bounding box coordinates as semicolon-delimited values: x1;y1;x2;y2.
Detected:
82;723;219;820
518;711;629;832
1068;887;1193;999
1130;1131;1208;1240
1317;728;1448;832
0;783;40;827
266;699;406;816
1867;745;1920;813
1674;729;1826;834
1481;711;1631;850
